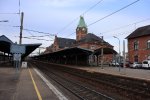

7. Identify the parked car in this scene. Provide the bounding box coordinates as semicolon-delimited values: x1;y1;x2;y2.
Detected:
130;62;142;68
125;61;130;67
109;62;119;66
120;62;130;67
142;60;150;68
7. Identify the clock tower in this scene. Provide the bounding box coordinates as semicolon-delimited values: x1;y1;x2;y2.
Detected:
76;16;88;41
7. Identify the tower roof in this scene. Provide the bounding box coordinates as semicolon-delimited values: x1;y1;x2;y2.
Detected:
77;16;87;28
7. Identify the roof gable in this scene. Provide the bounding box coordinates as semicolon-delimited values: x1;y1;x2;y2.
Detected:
77;33;113;46
0;35;13;44
77;33;102;43
126;25;150;39
57;37;76;48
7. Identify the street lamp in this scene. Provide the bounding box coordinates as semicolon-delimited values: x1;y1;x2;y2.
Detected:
113;36;121;71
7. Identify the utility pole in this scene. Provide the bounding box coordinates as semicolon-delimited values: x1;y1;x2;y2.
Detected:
19;12;24;44
101;36;104;69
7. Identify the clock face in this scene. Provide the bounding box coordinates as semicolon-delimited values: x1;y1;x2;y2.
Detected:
82;28;86;31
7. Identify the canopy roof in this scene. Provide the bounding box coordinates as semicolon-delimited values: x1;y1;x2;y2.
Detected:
0;35;13;53
22;44;42;58
38;47;93;58
94;48;117;55
0;35;41;58
34;47;117;59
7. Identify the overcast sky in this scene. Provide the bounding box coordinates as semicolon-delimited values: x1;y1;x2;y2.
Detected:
0;0;150;55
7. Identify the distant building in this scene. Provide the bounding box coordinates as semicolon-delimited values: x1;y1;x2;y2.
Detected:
126;25;150;63
44;16;115;64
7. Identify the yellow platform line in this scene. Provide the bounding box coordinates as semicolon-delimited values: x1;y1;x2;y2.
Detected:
29;68;42;100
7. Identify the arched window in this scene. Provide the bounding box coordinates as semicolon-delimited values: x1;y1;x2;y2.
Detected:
147;40;150;49
134;40;138;50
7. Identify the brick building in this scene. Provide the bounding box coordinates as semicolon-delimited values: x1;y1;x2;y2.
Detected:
126;25;150;63
44;16;115;64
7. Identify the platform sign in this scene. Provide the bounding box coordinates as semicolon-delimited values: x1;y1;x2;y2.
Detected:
10;44;25;54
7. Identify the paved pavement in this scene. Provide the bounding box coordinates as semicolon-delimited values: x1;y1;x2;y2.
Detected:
0;63;60;100
0;67;18;100
73;66;150;81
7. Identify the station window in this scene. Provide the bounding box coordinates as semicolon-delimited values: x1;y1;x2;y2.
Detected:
147;40;150;49
134;55;138;62
134;40;138;50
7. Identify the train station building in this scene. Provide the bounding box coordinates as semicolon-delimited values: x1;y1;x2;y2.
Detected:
43;16;117;66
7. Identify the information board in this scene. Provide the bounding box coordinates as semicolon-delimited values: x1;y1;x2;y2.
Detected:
10;44;26;54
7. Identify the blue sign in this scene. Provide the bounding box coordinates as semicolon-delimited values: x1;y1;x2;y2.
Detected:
10;44;25;54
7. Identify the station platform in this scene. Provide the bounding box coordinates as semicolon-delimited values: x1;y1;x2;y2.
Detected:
0;63;67;100
69;65;150;81
37;61;150;81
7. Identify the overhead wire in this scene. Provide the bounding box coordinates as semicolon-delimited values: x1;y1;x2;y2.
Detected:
101;17;150;34
24;30;55;40
66;32;76;37
67;0;140;37
88;0;140;27
26;35;50;38
81;0;103;16
0;23;55;38
57;0;103;35
23;28;55;36
104;29;134;39
21;37;53;41
0;13;19;14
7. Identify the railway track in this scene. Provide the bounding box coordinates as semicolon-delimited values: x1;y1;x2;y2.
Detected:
56;66;150;98
31;61;150;99
32;62;114;100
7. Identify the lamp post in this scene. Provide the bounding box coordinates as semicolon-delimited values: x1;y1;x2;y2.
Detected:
113;36;121;71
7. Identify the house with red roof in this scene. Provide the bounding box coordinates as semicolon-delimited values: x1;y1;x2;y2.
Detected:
126;25;150;63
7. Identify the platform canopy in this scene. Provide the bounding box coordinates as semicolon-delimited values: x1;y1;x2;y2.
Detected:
0;35;41;58
0;35;13;53
94;47;117;55
22;44;41;58
35;47;117;59
39;47;93;58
